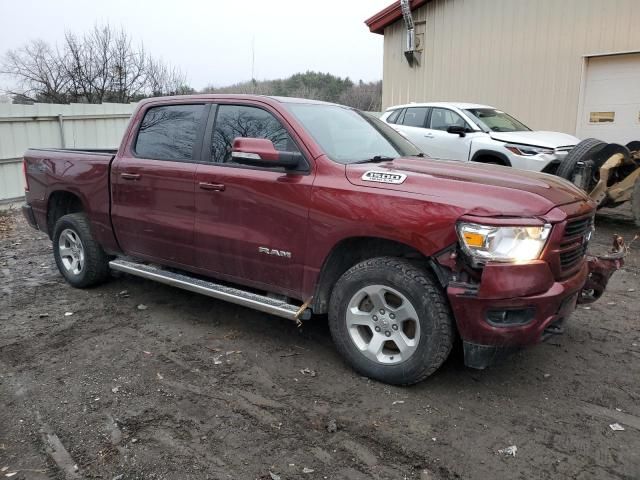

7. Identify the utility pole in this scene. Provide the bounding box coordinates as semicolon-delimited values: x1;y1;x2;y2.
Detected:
251;36;255;82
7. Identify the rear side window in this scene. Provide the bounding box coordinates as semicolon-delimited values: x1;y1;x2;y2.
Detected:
386;109;402;124
401;107;428;127
135;104;205;161
211;105;299;164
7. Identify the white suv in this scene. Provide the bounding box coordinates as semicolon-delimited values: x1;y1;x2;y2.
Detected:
380;102;580;174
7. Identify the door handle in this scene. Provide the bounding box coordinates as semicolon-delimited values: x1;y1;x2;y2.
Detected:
121;172;141;180
199;182;225;191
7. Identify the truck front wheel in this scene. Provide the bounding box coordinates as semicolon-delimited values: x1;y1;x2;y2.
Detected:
328;257;454;385
52;213;110;288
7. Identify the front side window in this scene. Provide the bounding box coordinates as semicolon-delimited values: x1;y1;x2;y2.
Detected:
211;105;299;164
135;104;205;161
285;103;420;164
429;108;468;131
401;107;429;127
464;108;530;132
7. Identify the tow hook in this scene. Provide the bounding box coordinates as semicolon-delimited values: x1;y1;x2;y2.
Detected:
578;235;627;304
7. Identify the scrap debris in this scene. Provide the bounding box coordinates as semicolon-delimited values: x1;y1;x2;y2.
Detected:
498;445;518;457
326;419;338;433
609;423;625;431
299;368;317;377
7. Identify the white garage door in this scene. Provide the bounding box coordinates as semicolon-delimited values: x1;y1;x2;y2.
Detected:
577;53;640;145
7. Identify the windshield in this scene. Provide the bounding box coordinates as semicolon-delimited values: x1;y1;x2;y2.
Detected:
464;108;530;132
284;103;421;164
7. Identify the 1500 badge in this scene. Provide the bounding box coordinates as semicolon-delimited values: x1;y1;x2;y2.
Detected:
361;171;407;184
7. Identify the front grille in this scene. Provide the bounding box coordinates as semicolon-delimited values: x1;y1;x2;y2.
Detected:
564;217;592;238
560;243;588;269
559;216;593;272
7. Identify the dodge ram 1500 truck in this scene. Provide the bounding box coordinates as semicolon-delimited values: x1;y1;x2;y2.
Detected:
22;95;618;385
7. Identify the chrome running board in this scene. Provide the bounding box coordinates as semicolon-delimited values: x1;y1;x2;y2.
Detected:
109;259;309;321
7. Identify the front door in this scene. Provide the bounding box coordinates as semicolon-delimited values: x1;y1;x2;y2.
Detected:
194;103;314;297
111;103;207;267
423;107;480;161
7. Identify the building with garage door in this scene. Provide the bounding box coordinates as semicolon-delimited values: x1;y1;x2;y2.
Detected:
365;0;640;144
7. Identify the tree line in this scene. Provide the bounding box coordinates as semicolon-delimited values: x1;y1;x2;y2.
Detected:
1;24;381;111
205;73;382;111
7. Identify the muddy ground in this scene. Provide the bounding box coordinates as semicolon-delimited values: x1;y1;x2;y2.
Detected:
0;207;639;480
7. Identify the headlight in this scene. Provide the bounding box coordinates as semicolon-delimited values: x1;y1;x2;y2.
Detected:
504;143;554;156
457;222;551;264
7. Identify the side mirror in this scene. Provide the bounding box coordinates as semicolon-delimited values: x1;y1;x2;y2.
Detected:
446;125;467;137
231;138;301;169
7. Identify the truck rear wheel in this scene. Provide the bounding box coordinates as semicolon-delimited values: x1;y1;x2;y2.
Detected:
328;257;454;385
52;213;110;288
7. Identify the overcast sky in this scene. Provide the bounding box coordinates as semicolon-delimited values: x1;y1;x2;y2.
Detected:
0;0;392;90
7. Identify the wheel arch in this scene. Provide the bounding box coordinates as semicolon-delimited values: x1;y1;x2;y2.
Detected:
311;236;431;314
470;149;512;166
46;190;85;238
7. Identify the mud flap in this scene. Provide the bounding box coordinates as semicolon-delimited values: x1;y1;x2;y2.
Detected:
578;235;626;304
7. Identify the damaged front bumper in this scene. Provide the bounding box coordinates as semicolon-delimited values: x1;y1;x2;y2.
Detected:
442;235;626;369
578;235;626;304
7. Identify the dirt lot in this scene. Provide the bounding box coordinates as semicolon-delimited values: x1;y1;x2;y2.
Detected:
0;207;639;480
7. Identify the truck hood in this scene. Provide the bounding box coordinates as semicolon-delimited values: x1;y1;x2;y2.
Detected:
345;157;589;218
489;131;580;149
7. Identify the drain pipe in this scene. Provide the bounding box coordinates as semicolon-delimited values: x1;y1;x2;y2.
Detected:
400;0;417;66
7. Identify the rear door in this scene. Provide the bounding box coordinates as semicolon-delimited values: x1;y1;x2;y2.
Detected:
193;102;314;297
423;107;481;161
390;106;430;151
111;103;208;267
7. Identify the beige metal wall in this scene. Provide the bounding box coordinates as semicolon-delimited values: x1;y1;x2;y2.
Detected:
0;102;136;204
381;0;640;134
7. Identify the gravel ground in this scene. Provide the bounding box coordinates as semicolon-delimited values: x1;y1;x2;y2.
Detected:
0;207;639;480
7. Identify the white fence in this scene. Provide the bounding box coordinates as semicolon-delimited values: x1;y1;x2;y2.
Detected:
0;102;137;204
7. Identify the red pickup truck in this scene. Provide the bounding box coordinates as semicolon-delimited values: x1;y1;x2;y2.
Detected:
22;95;615;385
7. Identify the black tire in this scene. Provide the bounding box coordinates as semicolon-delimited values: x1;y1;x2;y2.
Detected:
52;213;110;288
632;176;640;227
626;140;640;154
556;138;606;182
328;257;454;385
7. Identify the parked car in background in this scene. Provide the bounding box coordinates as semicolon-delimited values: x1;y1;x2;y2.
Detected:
22;95;618;386
381;102;580;174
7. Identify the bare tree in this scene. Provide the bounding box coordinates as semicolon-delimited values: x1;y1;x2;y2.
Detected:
1;24;190;104
339;80;383;111
2;40;68;103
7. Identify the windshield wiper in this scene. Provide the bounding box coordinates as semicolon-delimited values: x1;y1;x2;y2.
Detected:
353;155;396;164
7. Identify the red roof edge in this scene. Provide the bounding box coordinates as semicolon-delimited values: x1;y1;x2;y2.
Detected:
364;0;429;35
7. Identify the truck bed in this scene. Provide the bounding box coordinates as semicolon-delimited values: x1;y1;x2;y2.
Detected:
23;147;118;251
27;147;118;156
